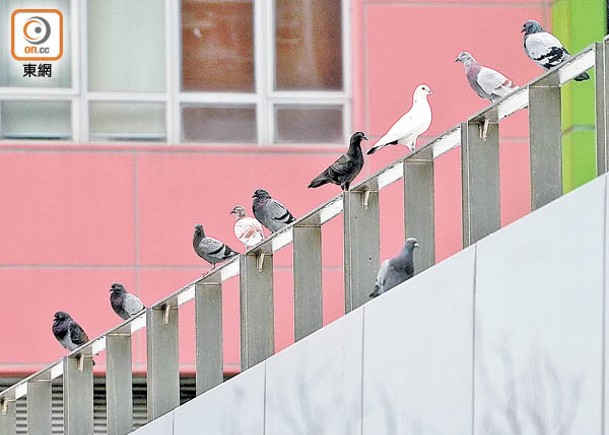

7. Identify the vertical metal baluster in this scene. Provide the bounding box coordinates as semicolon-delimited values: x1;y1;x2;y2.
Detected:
344;187;380;311
107;325;133;435
147;305;180;419
63;354;94;435
240;252;274;371
0;397;16;435
596;40;609;175
293;222;323;341
27;379;52;435
404;153;435;273
529;78;562;209
461;119;500;247
196;279;223;395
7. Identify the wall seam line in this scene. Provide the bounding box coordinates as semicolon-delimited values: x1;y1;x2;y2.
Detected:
471;244;478;435
360;306;366;435
602;175;607;435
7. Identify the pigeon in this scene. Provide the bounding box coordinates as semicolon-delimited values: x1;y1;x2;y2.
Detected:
522;19;589;81
52;311;90;352
252;189;296;232
193;223;240;274
455;52;519;102
308;131;367;191
367;84;432;155
230;204;265;248
110;283;145;320
369;238;420;299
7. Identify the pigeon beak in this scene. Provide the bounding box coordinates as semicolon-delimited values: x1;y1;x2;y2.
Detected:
455;57;460;62
230;210;235;215
414;243;421;249
521;27;526;33
363;136;368;141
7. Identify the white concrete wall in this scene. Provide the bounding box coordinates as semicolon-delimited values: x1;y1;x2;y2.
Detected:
133;175;608;434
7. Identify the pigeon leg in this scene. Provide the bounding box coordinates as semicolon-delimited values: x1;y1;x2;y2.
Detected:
202;263;216;277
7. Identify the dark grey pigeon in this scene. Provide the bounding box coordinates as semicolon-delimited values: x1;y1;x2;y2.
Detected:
308;131;367;191
52;311;90;351
522;19;589;81
369;238;420;299
252;189;296;232
193;224;239;274
110;283;145;320
455;52;518;102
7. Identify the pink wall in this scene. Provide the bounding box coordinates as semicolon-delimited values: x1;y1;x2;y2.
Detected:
0;0;549;375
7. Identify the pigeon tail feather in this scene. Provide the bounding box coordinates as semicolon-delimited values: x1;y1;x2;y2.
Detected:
308;174;330;189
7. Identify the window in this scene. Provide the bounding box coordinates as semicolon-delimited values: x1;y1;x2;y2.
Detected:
0;0;350;144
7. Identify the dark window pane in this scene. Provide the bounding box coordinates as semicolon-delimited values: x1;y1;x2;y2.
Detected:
182;105;257;143
182;0;254;92
275;105;342;143
275;0;342;90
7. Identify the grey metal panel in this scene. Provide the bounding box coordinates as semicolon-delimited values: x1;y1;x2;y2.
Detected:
63;356;94;435
27;380;52;435
106;329;133;435
129;411;174;435
344;189;380;312
240;253;274;371
404;158;435;273
293;224;323;341
461;121;500;247
146;306;180;420
265;309;364;435
362;247;475;434
195;280;223;395
474;176;606;434
597;41;609;175
0;399;16;435
173;363;266;435
529;84;562;209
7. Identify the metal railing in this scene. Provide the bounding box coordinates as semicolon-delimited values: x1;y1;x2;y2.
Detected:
0;39;607;435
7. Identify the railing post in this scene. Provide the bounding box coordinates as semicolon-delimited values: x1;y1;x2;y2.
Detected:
240;252;274;371
0;398;16;435
63;354;94;435
293;222;323;341
195;279;223;395
461;118;500;247
596;39;609;175
344;187;380;311
107;326;133;435
529;78;562;209
27;379;52;435
404;153;435;273
146;305;180;419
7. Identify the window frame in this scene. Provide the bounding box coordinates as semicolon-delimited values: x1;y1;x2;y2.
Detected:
0;0;352;145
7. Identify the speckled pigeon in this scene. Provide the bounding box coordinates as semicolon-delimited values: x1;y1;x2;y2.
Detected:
52;311;90;351
193;223;239;274
110;283;145;320
252;189;296;232
455;52;518;102
367;84;432;155
308;131;367;191
522;19;589;81
369;238;420;299
230;204;265;248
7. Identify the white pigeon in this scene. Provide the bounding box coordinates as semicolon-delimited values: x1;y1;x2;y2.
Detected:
522;19;589;81
367;84;432;155
230;204;265;249
455;51;519;102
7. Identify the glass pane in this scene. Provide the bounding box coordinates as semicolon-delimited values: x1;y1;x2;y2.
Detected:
89;102;166;142
0;0;71;87
181;0;254;92
275;105;342;143
1;101;71;140
88;0;165;92
182;105;256;143
275;0;342;90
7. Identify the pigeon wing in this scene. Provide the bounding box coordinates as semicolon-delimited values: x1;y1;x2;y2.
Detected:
123;293;144;317
234;217;265;247
69;321;89;346
525;32;567;68
477;67;511;97
375;111;417;146
269;199;295;225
